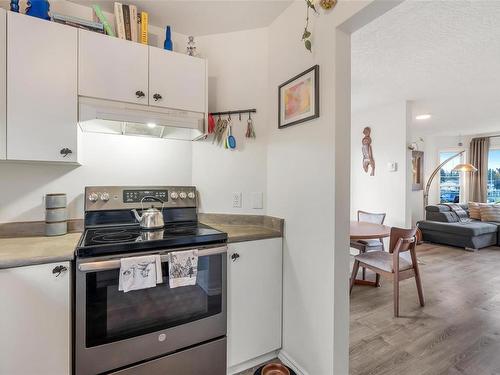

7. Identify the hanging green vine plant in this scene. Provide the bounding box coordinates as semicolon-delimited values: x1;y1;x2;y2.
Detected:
302;0;317;52
302;0;337;52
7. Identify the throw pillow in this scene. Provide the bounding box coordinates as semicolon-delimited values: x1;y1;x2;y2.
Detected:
468;202;482;220
480;204;500;222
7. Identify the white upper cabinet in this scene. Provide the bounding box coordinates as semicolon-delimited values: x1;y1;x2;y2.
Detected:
149;48;206;113
0;9;6;160
7;12;77;162
79;30;149;105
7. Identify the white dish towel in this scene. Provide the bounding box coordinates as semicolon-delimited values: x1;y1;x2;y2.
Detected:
168;249;198;288
119;255;163;293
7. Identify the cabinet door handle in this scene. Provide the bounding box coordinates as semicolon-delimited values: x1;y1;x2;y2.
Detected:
60;148;72;157
231;253;240;262
153;93;162;101
52;265;68;277
135;90;146;98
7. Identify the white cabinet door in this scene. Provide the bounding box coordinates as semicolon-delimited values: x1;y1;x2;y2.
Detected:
0;9;5;160
149;48;206;113
7;13;77;162
0;262;71;375
79;30;149;105
227;238;283;369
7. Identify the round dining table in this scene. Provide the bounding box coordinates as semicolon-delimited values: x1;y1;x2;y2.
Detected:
350;221;391;240
350;221;392;286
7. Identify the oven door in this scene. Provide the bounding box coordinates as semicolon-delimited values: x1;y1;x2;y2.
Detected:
75;245;227;375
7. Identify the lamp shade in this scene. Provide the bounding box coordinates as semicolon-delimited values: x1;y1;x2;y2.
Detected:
452;163;478;172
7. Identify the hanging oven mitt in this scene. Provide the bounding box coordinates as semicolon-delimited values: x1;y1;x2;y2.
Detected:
208;114;216;134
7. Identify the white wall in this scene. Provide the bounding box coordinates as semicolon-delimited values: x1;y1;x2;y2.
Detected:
192;28;269;214
266;1;375;374
0;132;192;223
350;102;410;228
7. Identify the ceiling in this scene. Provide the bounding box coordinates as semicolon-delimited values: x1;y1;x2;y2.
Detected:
351;1;500;136
69;0;292;36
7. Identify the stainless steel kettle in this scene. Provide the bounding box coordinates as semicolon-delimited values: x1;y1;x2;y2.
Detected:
131;196;165;230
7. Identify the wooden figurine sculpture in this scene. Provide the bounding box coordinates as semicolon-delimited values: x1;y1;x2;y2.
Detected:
362;127;375;176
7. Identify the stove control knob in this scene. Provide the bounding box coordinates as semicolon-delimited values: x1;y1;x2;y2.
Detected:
88;193;99;202
179;192;187;200
188;192;196;199
170;192;179;200
100;192;110;202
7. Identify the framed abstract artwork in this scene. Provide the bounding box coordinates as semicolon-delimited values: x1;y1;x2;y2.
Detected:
278;65;319;128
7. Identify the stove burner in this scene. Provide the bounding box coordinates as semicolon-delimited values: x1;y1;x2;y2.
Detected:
89;229;141;244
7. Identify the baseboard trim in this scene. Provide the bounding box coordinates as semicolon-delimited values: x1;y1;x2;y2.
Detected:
227;351;280;375
278;350;308;375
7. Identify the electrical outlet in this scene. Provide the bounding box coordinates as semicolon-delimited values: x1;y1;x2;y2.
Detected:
232;192;242;208
251;192;263;209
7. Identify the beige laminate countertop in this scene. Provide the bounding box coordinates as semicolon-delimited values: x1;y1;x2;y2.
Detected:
0;214;283;269
0;233;81;269
204;223;282;243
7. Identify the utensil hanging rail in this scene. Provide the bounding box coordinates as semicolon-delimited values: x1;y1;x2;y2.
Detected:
210;108;257;117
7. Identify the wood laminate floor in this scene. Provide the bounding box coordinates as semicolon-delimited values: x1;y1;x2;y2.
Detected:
350;243;500;375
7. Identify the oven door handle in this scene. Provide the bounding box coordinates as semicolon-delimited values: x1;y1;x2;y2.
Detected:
78;246;227;272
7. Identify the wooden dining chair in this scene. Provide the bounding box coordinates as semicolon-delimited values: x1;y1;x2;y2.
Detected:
350;227;425;317
350;210;386;281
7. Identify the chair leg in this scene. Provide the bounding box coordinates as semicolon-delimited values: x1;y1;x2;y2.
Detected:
393;273;400;317
350;260;360;294
414;266;425;307
362;267;366;280
375;273;381;287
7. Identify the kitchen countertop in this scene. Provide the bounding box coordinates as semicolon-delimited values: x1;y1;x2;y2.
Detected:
0;233;81;269
0;214;284;269
199;213;284;243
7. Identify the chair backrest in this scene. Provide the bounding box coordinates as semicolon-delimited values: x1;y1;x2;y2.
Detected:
389;227;417;254
358;210;386;225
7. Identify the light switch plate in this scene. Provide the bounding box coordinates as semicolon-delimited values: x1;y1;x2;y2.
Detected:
232;192;242;208
387;162;398;172
251;192;264;209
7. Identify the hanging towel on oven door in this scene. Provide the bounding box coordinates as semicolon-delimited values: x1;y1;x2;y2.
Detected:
119;255;163;293
168;249;198;288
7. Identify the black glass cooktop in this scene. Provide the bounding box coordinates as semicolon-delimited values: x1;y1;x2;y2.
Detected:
76;222;227;258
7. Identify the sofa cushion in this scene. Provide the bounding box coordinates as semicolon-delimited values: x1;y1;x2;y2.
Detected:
426;205;451;213
468;202;481;220
426;211;459;223
480;205;500;222
418;220;498;236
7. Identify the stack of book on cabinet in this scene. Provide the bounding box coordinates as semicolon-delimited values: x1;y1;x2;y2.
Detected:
114;2;148;44
52;13;104;33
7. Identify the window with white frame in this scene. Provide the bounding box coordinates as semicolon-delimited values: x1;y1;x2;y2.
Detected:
439;151;464;203
487;149;500;203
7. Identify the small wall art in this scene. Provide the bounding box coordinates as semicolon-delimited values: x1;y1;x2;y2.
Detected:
278;65;319;128
362;127;375;176
412;150;424;191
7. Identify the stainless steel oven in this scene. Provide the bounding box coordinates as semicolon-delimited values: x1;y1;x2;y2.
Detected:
75;244;227;375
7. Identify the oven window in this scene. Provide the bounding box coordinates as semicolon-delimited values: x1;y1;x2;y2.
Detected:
85;254;222;347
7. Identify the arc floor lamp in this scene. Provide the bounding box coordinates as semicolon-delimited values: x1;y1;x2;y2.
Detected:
423;150;478;210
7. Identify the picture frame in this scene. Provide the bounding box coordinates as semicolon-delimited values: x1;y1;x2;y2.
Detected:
278;65;319;128
412;151;424;191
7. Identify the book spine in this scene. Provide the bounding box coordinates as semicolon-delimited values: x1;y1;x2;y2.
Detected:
122;4;131;41
54;20;105;33
140;11;148;45
93;4;115;37
129;5;137;42
114;2;125;39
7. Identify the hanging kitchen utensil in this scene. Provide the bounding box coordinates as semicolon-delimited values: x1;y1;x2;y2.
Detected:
217;119;228;147
208;113;216;134
246;112;256;138
213;115;223;144
227;118;236;150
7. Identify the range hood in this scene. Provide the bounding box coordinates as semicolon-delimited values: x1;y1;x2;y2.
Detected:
78;97;206;141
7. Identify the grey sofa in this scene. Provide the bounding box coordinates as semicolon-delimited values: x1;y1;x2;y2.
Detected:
417;204;500;250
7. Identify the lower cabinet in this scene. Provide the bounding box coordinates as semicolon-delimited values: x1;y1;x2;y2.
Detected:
227;238;283;372
0;262;71;375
